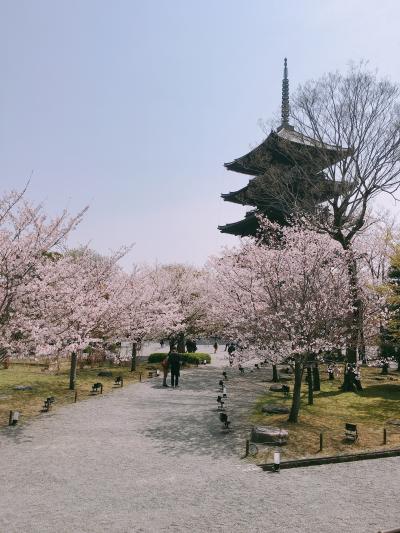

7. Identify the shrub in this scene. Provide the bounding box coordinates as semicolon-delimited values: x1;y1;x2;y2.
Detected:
183;353;211;365
147;353;168;364
147;352;211;365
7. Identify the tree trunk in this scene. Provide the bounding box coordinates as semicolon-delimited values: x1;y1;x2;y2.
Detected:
342;367;355;392
358;318;366;364
340;252;362;390
346;254;361;365
0;348;9;369
130;342;137;372
69;352;78;390
177;332;185;354
307;367;314;405
272;364;279;382
288;361;303;423
313;363;320;391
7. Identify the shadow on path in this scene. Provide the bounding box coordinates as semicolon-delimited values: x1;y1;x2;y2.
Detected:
143;365;273;460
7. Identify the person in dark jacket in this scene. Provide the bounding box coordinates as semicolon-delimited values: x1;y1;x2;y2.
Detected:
227;343;235;356
168;348;181;388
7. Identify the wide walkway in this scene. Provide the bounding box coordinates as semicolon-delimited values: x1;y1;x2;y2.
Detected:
0;355;399;533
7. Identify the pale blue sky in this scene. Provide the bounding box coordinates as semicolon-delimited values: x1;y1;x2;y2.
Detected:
0;0;399;268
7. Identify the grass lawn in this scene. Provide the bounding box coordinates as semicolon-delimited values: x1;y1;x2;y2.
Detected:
0;361;151;429
251;365;400;463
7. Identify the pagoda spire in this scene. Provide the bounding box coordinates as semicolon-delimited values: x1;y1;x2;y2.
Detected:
281;57;291;129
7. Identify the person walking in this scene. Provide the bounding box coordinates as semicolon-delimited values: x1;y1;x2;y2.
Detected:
161;354;169;387
213;341;218;354
169;348;181;388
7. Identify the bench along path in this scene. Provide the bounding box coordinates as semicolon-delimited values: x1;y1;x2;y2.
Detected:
0;361;399;532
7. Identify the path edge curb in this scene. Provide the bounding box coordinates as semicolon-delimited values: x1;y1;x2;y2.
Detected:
258;447;400;471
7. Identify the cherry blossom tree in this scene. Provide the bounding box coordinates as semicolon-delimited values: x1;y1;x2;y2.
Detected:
15;246;128;389
0;189;86;367
113;266;181;369
146;264;209;352
209;220;352;422
353;217;399;363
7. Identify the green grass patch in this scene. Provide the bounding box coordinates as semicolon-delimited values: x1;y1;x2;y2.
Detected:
251;366;400;462
0;361;146;429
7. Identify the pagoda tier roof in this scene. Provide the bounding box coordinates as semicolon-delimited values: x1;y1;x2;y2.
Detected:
221;185;250;205
224;127;350;176
218;208;286;237
218;211;259;237
221;170;341;209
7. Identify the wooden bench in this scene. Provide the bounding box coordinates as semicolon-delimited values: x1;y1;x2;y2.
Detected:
114;376;123;387
91;382;103;394
219;412;231;429
217;395;225;410
345;423;358;442
42;396;55;412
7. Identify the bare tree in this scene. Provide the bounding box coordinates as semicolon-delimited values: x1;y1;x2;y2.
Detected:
260;63;400;367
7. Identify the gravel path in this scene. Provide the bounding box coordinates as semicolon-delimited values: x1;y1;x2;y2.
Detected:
0;356;399;533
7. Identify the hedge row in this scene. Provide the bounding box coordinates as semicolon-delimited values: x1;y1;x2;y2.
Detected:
148;352;211;365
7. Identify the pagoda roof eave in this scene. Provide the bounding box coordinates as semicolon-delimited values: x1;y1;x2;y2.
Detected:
224;128;351;176
218;207;289;236
221;185;256;206
218;211;259;237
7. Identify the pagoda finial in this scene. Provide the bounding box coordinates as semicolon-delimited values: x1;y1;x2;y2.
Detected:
281;57;290;129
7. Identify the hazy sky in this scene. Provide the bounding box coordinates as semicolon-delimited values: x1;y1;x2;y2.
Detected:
1;0;399;269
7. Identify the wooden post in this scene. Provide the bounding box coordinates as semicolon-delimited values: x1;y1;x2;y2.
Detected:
384;427;387;445
74;390;78;403
245;439;250;457
139;372;142;382
8;410;13;426
121;377;123;387
313;363;321;391
319;432;323;452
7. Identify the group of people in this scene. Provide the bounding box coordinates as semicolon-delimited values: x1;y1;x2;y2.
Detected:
159;340;236;387
161;348;181;388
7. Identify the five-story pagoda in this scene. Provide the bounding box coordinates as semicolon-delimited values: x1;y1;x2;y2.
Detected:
219;59;349;236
